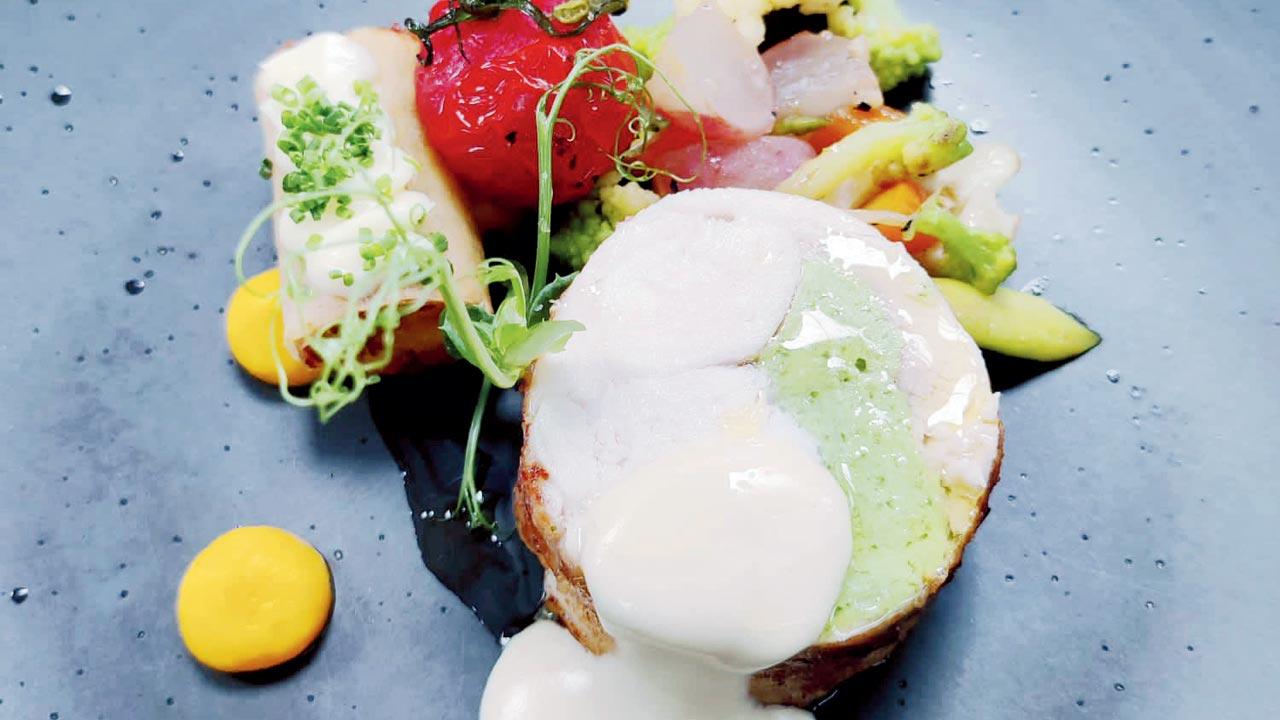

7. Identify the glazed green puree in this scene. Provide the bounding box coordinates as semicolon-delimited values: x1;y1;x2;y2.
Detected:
759;260;952;640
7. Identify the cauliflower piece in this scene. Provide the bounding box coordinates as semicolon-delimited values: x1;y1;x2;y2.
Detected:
550;174;661;270
827;0;942;91
673;0;843;47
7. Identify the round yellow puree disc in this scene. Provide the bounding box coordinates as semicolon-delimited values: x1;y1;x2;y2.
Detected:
176;526;333;672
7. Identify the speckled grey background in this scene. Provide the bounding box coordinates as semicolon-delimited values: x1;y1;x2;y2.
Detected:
1;1;1277;718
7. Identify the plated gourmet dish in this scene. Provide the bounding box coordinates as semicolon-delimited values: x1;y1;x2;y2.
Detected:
199;0;1100;716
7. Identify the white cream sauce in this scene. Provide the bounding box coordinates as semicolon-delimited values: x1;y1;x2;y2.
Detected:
256;33;432;310
484;415;848;719
480;621;810;720
924;142;1022;238
582;428;852;674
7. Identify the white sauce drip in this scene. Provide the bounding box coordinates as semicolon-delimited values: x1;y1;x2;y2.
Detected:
256;33;433;300
583;430;852;673
481;622;810;720
484;418;849;718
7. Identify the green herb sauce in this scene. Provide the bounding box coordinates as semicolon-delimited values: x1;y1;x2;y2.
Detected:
760;260;953;640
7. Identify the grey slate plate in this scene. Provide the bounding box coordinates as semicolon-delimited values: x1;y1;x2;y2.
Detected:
2;1;1278;718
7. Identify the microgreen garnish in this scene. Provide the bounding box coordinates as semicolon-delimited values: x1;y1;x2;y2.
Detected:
404;0;629;66
269;76;382;223
237;78;573;427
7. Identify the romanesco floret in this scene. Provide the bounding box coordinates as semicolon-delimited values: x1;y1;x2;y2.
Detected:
909;195;1017;294
550;174;660;270
827;0;942;91
673;0;842;47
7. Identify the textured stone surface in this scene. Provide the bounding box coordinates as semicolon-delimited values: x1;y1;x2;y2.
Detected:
0;1;1276;718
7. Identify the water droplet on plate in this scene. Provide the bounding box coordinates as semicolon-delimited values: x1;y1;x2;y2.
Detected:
50;84;72;106
1106;370;1120;383
10;587;29;604
1155;559;1166;569
970;118;990;135
1129;386;1145;399
1144;600;1155;609
1020;276;1049;296
171;150;184;162
1114;683;1125;692
124;279;146;295
332;549;344;560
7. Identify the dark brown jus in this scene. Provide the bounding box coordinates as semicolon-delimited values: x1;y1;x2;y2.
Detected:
368;365;543;638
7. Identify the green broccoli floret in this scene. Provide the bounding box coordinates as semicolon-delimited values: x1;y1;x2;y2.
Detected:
828;0;942;91
550;174;660;270
908;195;1016;294
776;103;971;205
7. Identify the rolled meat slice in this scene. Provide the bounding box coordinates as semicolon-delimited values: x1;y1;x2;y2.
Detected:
518;189;1003;707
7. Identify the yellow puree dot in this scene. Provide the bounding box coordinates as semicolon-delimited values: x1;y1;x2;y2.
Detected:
225;268;319;386
177;526;333;673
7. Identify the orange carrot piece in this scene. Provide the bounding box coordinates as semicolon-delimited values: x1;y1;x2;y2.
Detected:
861;180;938;256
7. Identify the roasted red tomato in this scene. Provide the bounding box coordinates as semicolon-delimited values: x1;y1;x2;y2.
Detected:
413;0;637;207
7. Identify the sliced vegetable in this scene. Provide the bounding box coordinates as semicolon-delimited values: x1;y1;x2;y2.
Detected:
800;102;903;151
827;0;942;91
860;180;933;253
773;115;832;136
909;195;1016;294
934;278;1100;361
776;103;971;207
